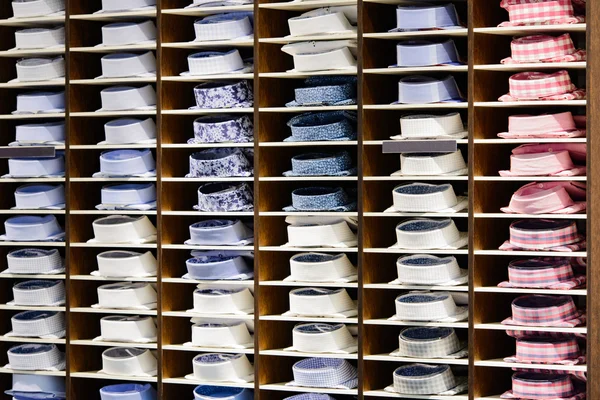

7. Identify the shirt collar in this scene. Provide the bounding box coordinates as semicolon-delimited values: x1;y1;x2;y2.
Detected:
286;252;357;283
101;347;157;377
94;250;157;278
8;311;65;339
5;249;64;275
192;80;253;109
14;184;65;210
189;322;253;349
14;26;64;50
89;215;157;244
394;75;464;104
99;383;157;400
95;282;157;310
97;316;157;344
191;114;253;144
290;358;358;389
189;353;254;383
191;287;254;315
186;219;254;246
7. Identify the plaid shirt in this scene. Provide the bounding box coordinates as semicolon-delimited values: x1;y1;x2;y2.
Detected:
499;71;586;102
499;0;585;27
498;259;586;290
499;219;585;252
502;34;586;64
502;295;583;327
511;337;581;363
501;372;585;400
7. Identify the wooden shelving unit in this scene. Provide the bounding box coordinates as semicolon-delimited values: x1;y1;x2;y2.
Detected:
0;0;596;399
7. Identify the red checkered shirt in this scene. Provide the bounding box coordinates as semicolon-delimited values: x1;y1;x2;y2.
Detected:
507;337;583;364
502;295;583;327
501;34;586;64
499;0;585;27
501;372;585;400
499;219;585;252
499;71;586;102
498;259;586;290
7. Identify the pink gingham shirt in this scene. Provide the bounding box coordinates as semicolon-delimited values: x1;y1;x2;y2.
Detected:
502;372;586;400
499;258;586;290
502;34;586;64
502;295;584;327
499;71;586;102
505;337;585;365
498;112;586;139
499;0;585;27
499;219;586;252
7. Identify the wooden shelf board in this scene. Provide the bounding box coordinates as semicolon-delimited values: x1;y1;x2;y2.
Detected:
364;212;468;218
364;30;468;39
260;280;358;288
475;359;586;372
0;48;65;58
70;178;157;182
0;242;65;247
364;104;468;110
162;5;253;16
475;287;586;296
0;305;64;311
364;319;469;329
259;211;358;217
162;177;254;182
474;250;587;257
163;74;254;82
162;211;254;217
71;371;157;382
162;108;253;115
0;113;65;120
474;213;586;220
259;0;356;10
0;335;65;344
163;245;254;251
260;315;358;324
70;144;156;149
364;354;468;365
474;323;586;334
0;80;65;89
70;307;157;316
0;273;65;279
70;243;157;249
474;176;586;182
0;178;65;184
259;141;358;147
475;100;587;107
365;248;469;255
71;77;156;85
259;177;358;182
71;111;157;117
163;40;254;49
260;349;358;359
259;70;357;78
70;9;157;21
475;62;586;71
163;143;254;148
70;275;157;282
259;105;357;112
70;44;157;53
0;16;65;27
474;24;586;35
364;176;468;181
163;344;254;353
70;210;157;215
70;339;157;349
0;209;65;215
365;66;468;74
259;246;358;253
474;138;587;144
0;368;65;376
364;283;469;292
